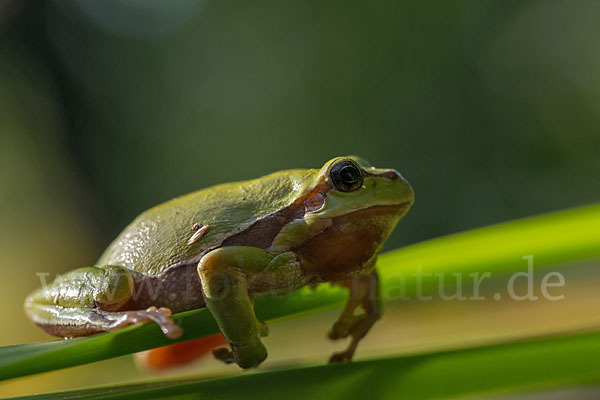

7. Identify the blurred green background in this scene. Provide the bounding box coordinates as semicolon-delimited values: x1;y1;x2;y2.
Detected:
1;0;599;397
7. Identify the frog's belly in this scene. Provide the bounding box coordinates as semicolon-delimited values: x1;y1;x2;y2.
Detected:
121;260;308;313
122;264;206;313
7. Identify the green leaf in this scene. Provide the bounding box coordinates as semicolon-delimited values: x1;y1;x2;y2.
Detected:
18;329;600;400
0;285;348;381
1;203;599;381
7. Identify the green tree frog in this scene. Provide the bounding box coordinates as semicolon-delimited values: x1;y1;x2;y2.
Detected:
25;156;414;368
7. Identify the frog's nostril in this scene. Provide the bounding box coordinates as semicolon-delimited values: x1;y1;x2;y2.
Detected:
381;170;400;181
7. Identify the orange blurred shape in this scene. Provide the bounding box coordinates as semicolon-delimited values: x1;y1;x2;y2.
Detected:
136;333;228;370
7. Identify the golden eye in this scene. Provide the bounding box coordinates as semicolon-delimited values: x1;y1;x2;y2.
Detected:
330;160;363;192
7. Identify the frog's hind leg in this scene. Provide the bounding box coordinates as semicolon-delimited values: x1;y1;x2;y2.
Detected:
24;265;182;339
328;270;381;363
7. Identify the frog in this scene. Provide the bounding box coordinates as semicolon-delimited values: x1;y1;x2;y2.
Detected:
25;156;414;369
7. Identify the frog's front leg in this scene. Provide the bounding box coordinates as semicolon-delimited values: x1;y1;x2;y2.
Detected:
24;265;182;339
328;270;381;363
198;246;299;369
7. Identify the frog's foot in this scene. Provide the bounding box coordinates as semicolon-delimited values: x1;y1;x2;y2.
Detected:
212;336;268;368
231;338;268;369
329;348;355;363
328;313;379;363
211;320;266;366
108;306;183;339
212;347;235;364
211;338;267;369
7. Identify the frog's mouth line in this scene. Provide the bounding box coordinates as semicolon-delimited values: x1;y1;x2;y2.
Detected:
368;201;412;212
344;201;413;218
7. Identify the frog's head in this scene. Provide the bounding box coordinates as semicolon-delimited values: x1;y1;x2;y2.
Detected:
314;155;414;220
273;155;414;280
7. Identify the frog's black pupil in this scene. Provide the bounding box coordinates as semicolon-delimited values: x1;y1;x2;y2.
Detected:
330;161;363;192
341;166;359;183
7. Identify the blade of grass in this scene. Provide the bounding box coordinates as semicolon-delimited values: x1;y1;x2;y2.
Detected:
377;202;600;294
0;285;348;381
19;329;600;400
1;203;599;380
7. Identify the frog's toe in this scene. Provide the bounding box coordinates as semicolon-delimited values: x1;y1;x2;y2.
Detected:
213;338;267;368
329;313;375;341
109;306;183;339
328;350;353;363
212;347;235;364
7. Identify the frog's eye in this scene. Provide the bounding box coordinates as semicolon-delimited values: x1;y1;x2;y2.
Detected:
330;160;363;192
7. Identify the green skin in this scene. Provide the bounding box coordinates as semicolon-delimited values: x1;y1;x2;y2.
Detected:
25;156;414;368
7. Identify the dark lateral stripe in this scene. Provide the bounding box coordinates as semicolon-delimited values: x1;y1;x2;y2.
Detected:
221;179;331;250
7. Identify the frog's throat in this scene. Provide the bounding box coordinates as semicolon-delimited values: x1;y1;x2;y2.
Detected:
293;203;409;281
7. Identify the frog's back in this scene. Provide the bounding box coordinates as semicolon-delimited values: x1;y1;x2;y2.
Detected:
97;168;318;276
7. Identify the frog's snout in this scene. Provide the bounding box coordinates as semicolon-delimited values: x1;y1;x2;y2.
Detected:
388;169;414;206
